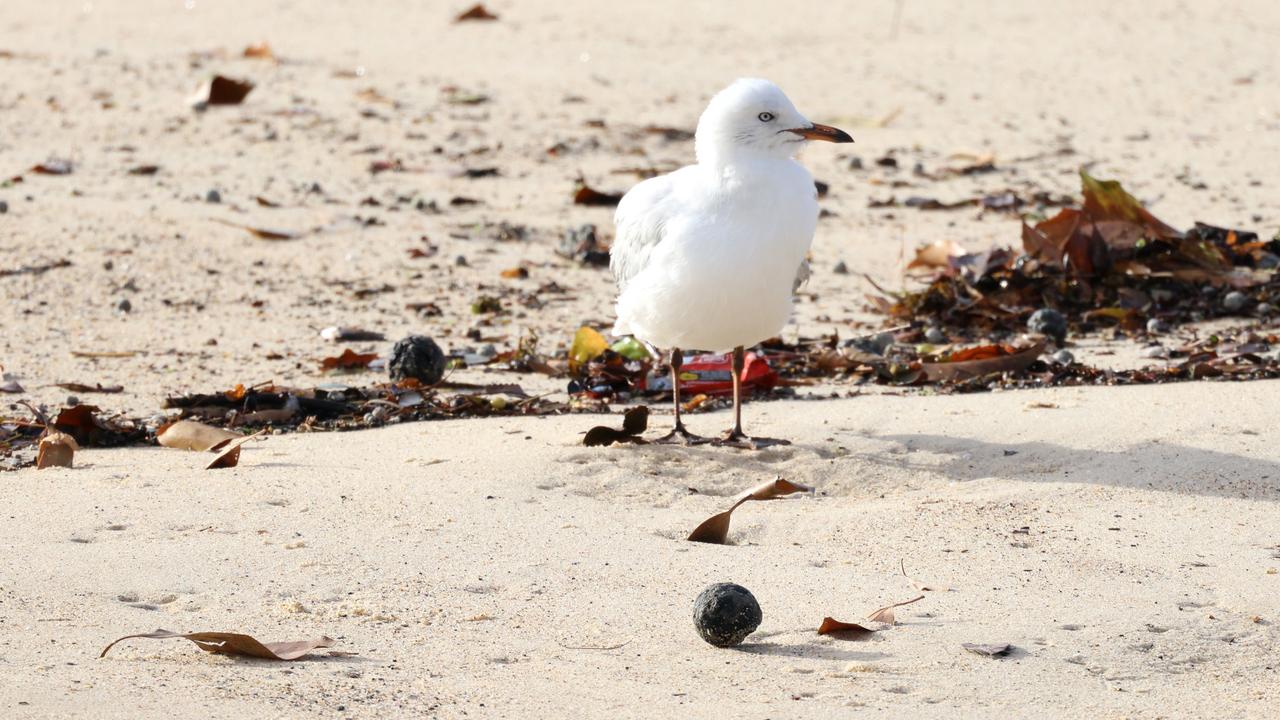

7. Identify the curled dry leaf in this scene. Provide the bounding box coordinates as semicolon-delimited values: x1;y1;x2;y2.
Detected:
204;75;254;106
455;3;499;21
100;629;333;661
817;595;924;639
242;42;276;61
213;218;302;241
53;382;124;394
156;420;239;452
573;180;624;207
900;559;950;592
583;406;649;447
37;431;78;469
31;159;74;175
206;430;266;470
687;477;812;544
321;348;378;371
921;340;1046;383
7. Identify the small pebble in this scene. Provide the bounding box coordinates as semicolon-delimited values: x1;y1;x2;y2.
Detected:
1257;302;1274;316
1223;291;1249;313
0;199;8;214
833;260;849;275
1146;318;1169;334
1027;308;1067;343
455;255;469;267
116;298;132;313
1051;349;1074;365
848;157;863;171
205;189;221;204
924;327;947;344
692;583;762;647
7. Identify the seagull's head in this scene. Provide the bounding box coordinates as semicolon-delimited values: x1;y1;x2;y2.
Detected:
695;78;852;166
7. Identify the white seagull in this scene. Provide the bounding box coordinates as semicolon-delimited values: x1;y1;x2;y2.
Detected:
610;78;852;448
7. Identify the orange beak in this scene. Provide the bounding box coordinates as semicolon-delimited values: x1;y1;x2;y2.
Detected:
787;123;854;143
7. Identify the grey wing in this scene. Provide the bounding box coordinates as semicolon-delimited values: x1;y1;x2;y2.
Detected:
792;258;811;292
610;173;679;292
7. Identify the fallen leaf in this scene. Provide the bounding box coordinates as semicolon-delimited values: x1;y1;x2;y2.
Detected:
907;239;968;272
53;382;124;394
37;431;78;469
500;267;529;279
206;431;264;470
455;3;499;21
203;75;254;106
31;158;74;175
127;165;159;176
961;642;1011;657
254;195;281;208
70;350;138;358
573;180;624;207
569;327;609;373
157;420;239;452
582;406;649;447
242;42;276;61
900;559;950;592
866;595;925;624
687;477;812;544
921;340;1046;382
100;629;332;661
321;348;378;371
213;219;302;241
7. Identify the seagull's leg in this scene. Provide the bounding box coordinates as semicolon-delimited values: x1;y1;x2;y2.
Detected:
715;346;790;449
654;348;708;445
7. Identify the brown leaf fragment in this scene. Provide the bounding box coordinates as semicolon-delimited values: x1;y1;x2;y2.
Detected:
70;350;138;358
127;165;159;176
962;642;1012;657
205;75;254;106
32;159;74;175
687;477;812;544
242;42;276;61
456;3;499;21
866;595;925;624
53;382;123;394
157;420;239;452
0;258;72;278
921;340;1046;383
900;559;950;592
500;267;529;279
321;349;378;371
37;431;78;469
100;629;333;661
573;180;624;207
212;219;302;241
206;430;266;470
817;616;882;638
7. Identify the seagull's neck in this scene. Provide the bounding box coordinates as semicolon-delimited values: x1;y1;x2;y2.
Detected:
699;152;802;185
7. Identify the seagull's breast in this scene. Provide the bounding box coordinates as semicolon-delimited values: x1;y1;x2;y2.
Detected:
612;159;820;351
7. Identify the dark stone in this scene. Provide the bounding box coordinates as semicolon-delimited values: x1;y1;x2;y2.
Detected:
558;224;610;267
1027;308;1067;343
205;189;221;204
0;199;8;214
692;583;762;647
116;298;132;313
388;335;446;385
1223;291;1249;313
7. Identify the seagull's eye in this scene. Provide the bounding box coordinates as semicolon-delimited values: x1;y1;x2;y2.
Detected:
757;112;775;123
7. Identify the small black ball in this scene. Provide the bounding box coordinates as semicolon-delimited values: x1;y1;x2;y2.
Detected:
692;583;762;647
1027;308;1067;344
388;335;446;385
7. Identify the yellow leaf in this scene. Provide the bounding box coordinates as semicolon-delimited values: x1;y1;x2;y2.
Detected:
569;327;608;372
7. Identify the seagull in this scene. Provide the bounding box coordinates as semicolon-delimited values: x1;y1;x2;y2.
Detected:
610;78;852;448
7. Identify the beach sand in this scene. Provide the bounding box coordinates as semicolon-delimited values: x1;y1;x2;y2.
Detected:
2;1;1279;716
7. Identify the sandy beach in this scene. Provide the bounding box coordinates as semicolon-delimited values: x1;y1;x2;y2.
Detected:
3;1;1280;717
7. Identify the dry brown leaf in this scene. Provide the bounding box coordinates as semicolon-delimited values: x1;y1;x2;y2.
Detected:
205;75;254;106
37;431;78;469
213;219;302;241
242;42;276;61
921;340;1046;383
100;629;332;661
321;348;378;371
818;595;923;639
70;350;138;358
573;180;624;207
866;595;925;624
500;267;529;279
900;559;950;592
206;430;266;470
582;406;649;447
687;477;812;544
157;420;239;452
907;239;967;272
53;382;124;394
31;159;74;175
455;3;499;21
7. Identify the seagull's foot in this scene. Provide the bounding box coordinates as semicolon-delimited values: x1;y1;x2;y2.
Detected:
712;430;791;450
653;425;711;446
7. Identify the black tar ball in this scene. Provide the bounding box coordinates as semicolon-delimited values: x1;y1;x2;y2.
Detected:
1027;308;1067;344
692;583;762;647
388;335;446;385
